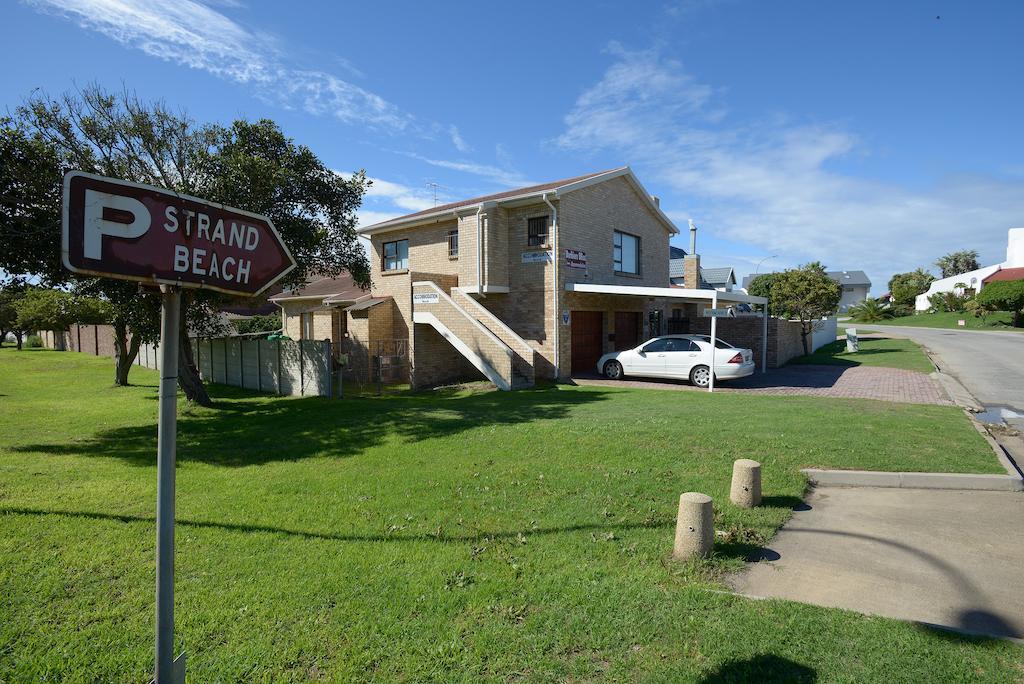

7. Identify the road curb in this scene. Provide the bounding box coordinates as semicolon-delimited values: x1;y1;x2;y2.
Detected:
929;371;984;412
802;468;1023;491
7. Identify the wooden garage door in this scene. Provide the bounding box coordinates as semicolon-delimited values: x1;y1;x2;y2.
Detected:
571;310;604;374
614;311;641;351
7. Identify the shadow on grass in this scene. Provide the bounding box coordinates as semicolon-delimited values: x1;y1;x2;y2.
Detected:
12;384;612;467
700;654;816;683
0;506;669;545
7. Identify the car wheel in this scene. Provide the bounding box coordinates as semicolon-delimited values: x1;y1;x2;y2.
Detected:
603;360;624;380
690;365;711;388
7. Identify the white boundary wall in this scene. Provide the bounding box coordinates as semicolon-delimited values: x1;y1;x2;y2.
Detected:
811;317;838;352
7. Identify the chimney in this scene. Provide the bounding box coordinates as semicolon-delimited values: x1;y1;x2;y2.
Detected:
652;195;660;207
683;220;702;288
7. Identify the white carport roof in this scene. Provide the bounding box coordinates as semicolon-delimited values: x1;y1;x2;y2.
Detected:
564;282;767;305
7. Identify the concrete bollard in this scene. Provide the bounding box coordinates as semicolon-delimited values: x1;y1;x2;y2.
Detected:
673;492;714;560
730;459;762;508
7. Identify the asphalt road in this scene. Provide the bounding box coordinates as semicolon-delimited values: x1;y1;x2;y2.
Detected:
866;324;1024;425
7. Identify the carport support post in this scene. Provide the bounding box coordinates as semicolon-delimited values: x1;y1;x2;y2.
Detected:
154;286;182;683
708;292;718;392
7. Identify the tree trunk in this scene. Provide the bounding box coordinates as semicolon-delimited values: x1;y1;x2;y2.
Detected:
112;320;140;385
177;314;211;406
14;331;23;350
1014;309;1022;328
800;324;811;356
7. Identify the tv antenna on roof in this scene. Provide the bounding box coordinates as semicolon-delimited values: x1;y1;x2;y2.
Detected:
425;181;445;207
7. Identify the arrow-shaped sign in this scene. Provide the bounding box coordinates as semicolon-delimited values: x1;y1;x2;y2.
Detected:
62;171;296;297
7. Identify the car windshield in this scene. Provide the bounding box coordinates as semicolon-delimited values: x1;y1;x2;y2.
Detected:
691;335;736;349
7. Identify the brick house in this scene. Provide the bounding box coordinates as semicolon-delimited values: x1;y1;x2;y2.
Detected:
354;167;771;390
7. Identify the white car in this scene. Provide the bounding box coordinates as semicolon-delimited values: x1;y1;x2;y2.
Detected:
596;335;756;387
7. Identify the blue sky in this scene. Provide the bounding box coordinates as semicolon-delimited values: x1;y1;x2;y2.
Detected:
5;0;1024;292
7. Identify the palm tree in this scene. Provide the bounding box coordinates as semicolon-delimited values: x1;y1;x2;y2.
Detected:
848;298;894;322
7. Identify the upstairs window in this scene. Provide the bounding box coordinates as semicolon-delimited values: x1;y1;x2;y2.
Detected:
527;216;549;246
382;239;409;271
613;231;640;275
447;230;459;259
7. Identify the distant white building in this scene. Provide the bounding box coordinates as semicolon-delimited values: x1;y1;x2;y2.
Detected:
915;228;1024;311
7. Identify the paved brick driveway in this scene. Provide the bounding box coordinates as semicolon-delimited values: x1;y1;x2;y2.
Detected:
573;364;951;406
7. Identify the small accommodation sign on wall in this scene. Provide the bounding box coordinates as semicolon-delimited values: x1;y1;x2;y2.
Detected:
564;248;587;270
413;293;439;304
522;250;553;264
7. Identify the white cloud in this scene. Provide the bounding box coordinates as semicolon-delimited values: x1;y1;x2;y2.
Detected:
27;0;410;130
557;45;1024;289
363;176;435;212
406;153;534;188
449;125;471;153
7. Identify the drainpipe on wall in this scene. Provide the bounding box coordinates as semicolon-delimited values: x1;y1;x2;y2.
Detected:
475;204;484;295
543;192;559;379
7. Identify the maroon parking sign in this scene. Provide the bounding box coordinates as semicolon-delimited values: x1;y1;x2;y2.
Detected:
62;171;296;296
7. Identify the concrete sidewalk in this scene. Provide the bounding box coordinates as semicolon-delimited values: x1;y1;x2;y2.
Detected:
729;486;1024;639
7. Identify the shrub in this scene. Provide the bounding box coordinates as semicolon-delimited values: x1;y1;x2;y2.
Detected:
976;280;1024;327
847;298;893;322
25;334;43;348
232;312;283;338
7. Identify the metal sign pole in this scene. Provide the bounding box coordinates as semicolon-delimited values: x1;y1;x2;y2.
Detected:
155;286;184;683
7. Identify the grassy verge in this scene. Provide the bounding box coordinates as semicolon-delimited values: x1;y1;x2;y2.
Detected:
854;310;1022;331
790;336;935;373
0;349;1016;681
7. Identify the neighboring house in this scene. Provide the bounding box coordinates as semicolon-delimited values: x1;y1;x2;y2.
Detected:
915;228;1024;311
826;271;872;312
270;273;372;342
668;235;736;291
700;267;737;291
741;270;870;313
356;167;769;390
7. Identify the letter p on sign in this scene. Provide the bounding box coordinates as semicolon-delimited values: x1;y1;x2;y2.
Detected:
83;188;151;260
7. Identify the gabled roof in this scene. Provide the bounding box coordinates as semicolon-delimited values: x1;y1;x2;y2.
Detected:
700;267;736;287
269;274;367;303
826;270;872;287
359;166;679;236
983;267;1024;284
669;245;688;259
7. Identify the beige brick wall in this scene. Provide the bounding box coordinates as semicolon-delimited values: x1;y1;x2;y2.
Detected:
411;282;512;389
279;302;337;343
559;176;671;290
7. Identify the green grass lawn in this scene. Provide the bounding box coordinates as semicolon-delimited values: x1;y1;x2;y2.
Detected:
790;336;936;373
0;349;1017;682
855;310;1022;331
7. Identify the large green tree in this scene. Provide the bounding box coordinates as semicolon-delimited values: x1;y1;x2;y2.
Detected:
12;287;107;350
935;250;980;279
976;280;1024;327
2;86;369;403
770;262;842;355
745;272;786;317
888;268;935;310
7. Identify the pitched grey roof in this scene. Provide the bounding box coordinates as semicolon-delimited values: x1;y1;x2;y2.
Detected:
700;267;735;287
826;270;871;287
669;258;686;279
670;246;688;259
